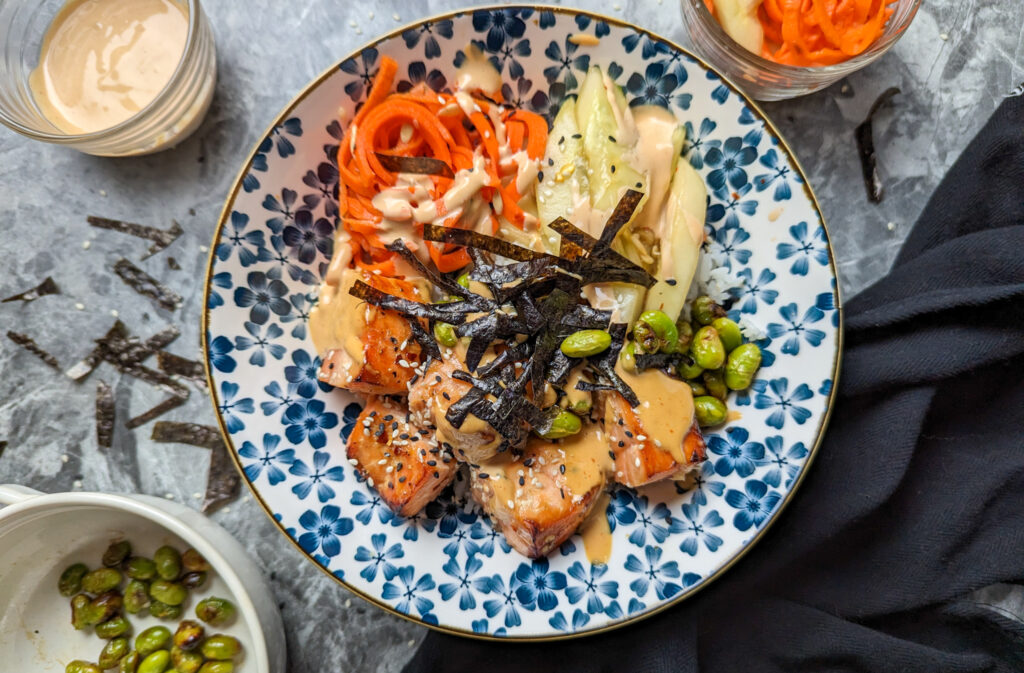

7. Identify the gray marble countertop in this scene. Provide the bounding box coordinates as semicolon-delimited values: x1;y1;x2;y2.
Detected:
1;1;1021;671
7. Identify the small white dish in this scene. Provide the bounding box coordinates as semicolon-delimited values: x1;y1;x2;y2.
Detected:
0;484;286;672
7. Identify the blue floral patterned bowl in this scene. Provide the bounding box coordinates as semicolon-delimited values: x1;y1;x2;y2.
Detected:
202;5;841;640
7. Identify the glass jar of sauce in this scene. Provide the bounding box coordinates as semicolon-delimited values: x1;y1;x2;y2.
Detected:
0;0;216;156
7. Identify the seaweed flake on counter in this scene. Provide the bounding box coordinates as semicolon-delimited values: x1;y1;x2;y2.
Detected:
1;276;60;304
87;216;183;259
157;351;206;384
113;258;183;311
855;87;900;204
95;381;115;449
125;392;189;429
150;421;240;513
6;331;60;369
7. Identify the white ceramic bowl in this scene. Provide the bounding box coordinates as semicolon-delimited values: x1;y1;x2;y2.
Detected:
0;485;286;672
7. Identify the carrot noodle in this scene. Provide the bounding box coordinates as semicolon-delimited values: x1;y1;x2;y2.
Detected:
707;0;896;66
335;54;550;274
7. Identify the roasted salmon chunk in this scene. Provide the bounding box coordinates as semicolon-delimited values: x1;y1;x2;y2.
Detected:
346;397;456;516
604;390;707;488
408;355;502;465
317;269;424;396
470;424;607;558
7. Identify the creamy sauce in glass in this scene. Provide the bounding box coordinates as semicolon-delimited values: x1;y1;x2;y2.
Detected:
29;0;189;134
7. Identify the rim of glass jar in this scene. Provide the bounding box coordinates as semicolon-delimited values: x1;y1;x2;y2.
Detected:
0;0;202;143
685;0;922;75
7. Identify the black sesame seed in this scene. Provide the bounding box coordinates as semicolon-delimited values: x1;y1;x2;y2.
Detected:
442;392;451;401
560;488;565;499
435;375;442;383
427;460;437;467
571;133;582;139
433;471;440;479
618;441;625;447
617;418;624;426
537;171;544;182
624;430;633;438
608;135;616;143
518;476;525;486
396;462;404;471
635;182;642;188
608;450;616;459
610;165;616;174
478;472;490;479
559;464;566;474
383;415;394;422
666;279;677;286
387;481;394;489
398;476;407;483
523;458;534;467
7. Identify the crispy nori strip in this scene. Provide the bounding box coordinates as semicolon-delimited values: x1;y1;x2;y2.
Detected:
407;319;440;361
95;381;115;449
855;87;900;204
422;223;555;263
151;421;222;450
374;152;455;179
144;326;181;353
88;216;183;259
113;259;183;310
384;240;484;306
349;280;468;323
548;217;656;287
2;276;60;303
125;392;189;429
588;323;639;407
167;257;181;270
203;437;241;514
149;421;240;513
6;331;59;369
634;352;685;371
156;351;205;381
598;189;644;249
547;350;576;385
574;380;619;393
475;341;531;378
66;321;130;380
0;440;6;458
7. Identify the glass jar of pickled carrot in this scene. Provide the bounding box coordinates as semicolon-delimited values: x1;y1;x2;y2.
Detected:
681;0;921;101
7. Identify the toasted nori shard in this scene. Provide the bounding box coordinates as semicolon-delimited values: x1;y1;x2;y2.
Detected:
2;276;60;303
156;351;206;382
374;152;455;179
95;381;115;449
151;421;222;449
88;216;183;259
125;392;189;429
422;223;554;263
634;352;686;372
6;331;59;369
349;280;469;323
113;259;183;310
587;323;640;407
855;87;900;204
150;421;240;513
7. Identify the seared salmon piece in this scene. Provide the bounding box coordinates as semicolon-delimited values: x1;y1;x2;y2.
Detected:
408;356;502;465
346;397;456;516
318;270;424;396
604;391;706;488
471;425;607;558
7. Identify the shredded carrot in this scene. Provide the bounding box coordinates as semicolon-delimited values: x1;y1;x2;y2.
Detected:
334;54;545;277
708;0;896;66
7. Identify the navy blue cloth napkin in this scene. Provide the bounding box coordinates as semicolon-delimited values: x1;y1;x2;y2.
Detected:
403;94;1024;673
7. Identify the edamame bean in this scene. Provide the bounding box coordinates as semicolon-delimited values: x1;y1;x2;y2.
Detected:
135;626;172;657
687;381;708;397
673;321;694;354
82;568;122;594
71;594;92;630
173;621;205;652
633;310;678;354
149;580;187;606
703;369;728;401
149;600;181;620
725;343;762;391
153;546;181;581
690;326;726;370
137;650;170;673
456;272;470;289
125;557;157;581
200;635;242;661
433;322;457;348
123;580;150;614
99;637;130;669
536;410;582;440
618;341;637;372
102;541;132;568
195;598;236;627
119;651;140;673
692;296;726;326
560;330;612;358
676;355;704;380
95;615;131;639
60;563;89;597
65;660;102;673
694;396;728;427
89;592;123;624
171;646;204;673
197;663;234;673
180;571;207;590
711;317;742;352
180;549;210;573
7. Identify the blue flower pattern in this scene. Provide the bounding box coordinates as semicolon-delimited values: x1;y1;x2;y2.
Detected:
206;8;838;638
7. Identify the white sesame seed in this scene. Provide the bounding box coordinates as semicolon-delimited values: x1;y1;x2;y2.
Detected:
939;32;949;40
82;240;91;250
886;221;896;231
164;492;174;499
393;12;401;21
348;19;357;27
60;454;69;463
634;457;641;467
355;27;363;35
506;500;514;508
72;480;82;489
377;459;387;465
385;466;394;473
75;302;85;310
99;189;107;197
349;458;359;466
345;598;352;608
637;434;647;441
193;492;202;499
110;309;119;317
199;245;208;252
367;477;375;487
654;439;662;448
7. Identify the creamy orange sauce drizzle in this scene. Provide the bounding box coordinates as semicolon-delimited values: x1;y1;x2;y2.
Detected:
30;0;188;134
580;492;612;563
